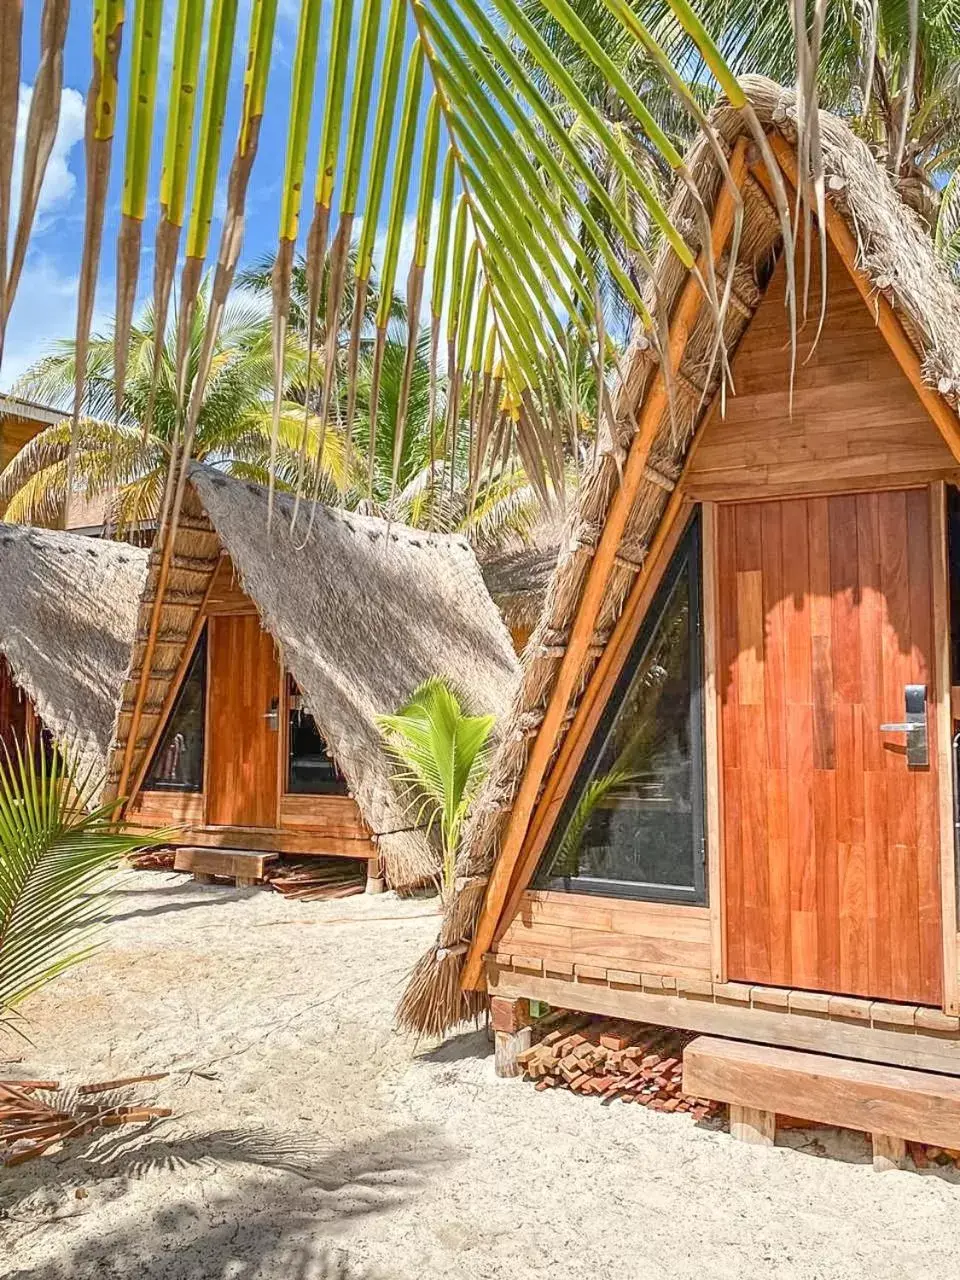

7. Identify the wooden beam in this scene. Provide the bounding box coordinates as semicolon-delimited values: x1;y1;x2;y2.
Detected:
762;132;960;465
701;502;725;982
489;968;960;1076
931;481;959;1015
460;137;752;992
126;556;222;809
684;1034;960;1153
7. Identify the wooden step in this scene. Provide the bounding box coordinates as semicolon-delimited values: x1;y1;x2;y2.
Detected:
683;1035;960;1169
173;847;278;888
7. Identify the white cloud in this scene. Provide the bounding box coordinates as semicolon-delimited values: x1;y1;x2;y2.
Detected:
1;257;111;392
10;82;85;226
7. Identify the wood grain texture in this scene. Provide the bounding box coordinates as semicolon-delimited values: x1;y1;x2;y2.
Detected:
279;793;371;839
686;242;960;503
718;491;942;1006
206;614;281;829
684;1035;960;1151
498;890;713;980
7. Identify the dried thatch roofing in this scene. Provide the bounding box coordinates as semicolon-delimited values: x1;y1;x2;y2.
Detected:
0;525;149;788
109;465;519;887
398;76;960;1036
478;517;565;636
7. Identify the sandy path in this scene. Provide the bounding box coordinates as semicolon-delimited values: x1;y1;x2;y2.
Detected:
2;871;960;1279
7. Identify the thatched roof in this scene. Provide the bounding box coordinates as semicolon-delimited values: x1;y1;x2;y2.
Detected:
0;525;149;788
109;466;519;887
398;75;960;1036
479;517;565;638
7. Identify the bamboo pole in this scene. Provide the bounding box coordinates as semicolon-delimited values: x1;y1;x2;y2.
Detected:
460;137;751;992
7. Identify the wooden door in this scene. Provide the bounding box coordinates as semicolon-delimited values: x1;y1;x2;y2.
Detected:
206;614;280;829
717;490;943;1006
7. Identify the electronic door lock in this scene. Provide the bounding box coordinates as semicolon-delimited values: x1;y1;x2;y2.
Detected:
880;683;928;768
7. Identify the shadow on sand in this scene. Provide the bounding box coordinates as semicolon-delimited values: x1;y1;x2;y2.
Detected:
4;1121;457;1280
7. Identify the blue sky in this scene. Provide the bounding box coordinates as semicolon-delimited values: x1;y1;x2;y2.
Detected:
5;0;430;391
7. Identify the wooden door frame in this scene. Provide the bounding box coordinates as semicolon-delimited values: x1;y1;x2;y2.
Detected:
932;481;959;1013
704;482;959;1014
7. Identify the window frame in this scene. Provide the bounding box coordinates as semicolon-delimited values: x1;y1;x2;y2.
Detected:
143;627;208;794
535;513;707;905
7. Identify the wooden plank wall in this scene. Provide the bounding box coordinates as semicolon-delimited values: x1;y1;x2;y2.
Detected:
499;890;713;982
686;241;960;502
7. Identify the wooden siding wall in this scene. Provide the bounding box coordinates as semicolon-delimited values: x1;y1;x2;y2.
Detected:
499;891;713;983
686;242;960;502
0;416;42;472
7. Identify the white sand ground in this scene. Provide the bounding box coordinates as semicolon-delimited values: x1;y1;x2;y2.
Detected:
2;871;960;1279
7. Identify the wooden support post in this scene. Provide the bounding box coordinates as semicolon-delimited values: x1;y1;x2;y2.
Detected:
193;872;216;886
872;1132;907;1172
729;1104;776;1147
365;855;384;895
490;996;532;1078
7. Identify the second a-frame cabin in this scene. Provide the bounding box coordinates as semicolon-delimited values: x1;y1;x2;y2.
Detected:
0;524;149;787
108;466;518;891
402;79;960;1150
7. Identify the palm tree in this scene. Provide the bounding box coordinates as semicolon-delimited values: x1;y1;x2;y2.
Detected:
520;0;960;238
2;284;357;530
236;246;406;344
0;746;166;1031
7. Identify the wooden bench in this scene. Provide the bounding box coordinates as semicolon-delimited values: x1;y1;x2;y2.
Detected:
683;1035;960;1170
173;847;278;888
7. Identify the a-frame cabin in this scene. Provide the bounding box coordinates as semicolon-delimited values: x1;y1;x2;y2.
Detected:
108;465;518;892
402;80;960;1149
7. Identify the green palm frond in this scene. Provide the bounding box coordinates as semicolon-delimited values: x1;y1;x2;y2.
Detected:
3;0;776;500
0;744;168;1029
378;677;495;901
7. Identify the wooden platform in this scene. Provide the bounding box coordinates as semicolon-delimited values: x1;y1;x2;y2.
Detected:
487;962;960;1076
173;847;278;887
683;1036;960;1169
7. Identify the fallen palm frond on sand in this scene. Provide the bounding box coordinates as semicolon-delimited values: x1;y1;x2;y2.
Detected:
1;1074;171;1167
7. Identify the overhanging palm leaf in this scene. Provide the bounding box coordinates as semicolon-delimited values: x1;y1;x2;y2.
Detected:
378;678;494;902
3;0;821;515
0;745;168;1030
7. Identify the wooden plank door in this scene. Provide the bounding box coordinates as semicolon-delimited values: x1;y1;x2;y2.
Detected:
717;490;943;1006
206;614;281;829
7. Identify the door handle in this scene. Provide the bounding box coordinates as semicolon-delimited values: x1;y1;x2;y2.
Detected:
880;683;928;768
264;697;280;732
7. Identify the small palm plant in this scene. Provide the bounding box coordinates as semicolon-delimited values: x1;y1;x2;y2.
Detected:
378;678;495;904
0;745;165;1033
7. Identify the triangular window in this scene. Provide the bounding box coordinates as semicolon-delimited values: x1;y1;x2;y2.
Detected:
144;630;207;792
535;516;706;903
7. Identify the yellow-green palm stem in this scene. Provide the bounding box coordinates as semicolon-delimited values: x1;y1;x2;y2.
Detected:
70;0;125;505
146;0;204;437
0;0;23;326
114;0;162;420
177;0;240;403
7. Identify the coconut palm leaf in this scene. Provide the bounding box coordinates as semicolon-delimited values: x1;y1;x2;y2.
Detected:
4;0;857;507
0;744;168;1029
378;677;495;901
